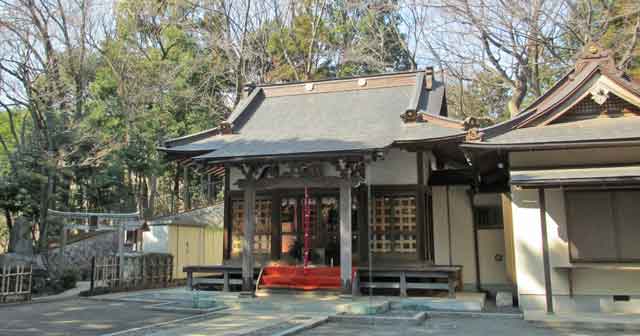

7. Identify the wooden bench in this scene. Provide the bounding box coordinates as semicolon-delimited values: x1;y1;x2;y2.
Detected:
183;265;261;291
353;266;462;298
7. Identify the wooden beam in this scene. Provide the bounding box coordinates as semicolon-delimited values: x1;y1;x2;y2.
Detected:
237;176;346;190
340;179;353;294
242;178;256;293
539;188;554;314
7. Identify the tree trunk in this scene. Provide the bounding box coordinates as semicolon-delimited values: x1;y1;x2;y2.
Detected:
508;80;528;118
148;175;157;218
172;166;180;213
5;209;14;252
37;168;55;253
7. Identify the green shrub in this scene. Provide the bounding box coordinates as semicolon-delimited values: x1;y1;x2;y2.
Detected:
60;268;80;290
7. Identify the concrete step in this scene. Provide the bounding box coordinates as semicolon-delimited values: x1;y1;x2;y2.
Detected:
391;292;486;312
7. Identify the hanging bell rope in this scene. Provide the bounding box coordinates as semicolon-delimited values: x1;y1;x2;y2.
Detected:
303;187;311;268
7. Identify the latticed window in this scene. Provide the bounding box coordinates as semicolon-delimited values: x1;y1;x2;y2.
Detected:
371;195;417;254
231;199;272;255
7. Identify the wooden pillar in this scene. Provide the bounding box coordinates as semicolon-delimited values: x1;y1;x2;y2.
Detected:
357;186;369;263
270;191;282;260
183;166;191;211
538;188;554;314
223;168;231;260
242;178;256;293
339;179;352;294
416;152;426;261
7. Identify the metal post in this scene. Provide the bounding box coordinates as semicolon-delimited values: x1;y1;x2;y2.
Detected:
90;256;95;295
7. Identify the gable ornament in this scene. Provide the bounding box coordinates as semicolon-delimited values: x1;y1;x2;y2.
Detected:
465;127;484;142
220;122;233;134
589;82;610;105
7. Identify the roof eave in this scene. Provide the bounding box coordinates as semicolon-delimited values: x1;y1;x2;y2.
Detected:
513;176;640;188
461;138;640;151
193;148;384;164
393;133;466;146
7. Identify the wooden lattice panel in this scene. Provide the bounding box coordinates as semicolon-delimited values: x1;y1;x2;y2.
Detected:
321;197;339;245
231;200;272;254
371;196;416;253
554;94;640;124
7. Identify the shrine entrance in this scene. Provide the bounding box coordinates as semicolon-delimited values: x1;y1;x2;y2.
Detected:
229;188;363;268
279;194;340;266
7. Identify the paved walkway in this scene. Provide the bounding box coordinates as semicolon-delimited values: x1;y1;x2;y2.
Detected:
0;298;194;336
525;310;640;331
32;281;91;303
90;288;360;335
7;286;636;336
301;317;637;336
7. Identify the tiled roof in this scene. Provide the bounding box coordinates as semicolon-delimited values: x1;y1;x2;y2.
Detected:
162;70;463;162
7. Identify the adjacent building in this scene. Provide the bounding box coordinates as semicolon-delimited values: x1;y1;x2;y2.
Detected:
466;43;640;314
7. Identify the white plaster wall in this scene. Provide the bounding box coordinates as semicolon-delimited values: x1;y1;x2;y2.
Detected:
432;185;477;288
142;225;169;253
512;186;640;312
229;166;243;191
473;193;501;206
367;148;417;185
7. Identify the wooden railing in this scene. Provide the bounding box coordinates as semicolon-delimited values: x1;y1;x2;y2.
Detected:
0;263;32;303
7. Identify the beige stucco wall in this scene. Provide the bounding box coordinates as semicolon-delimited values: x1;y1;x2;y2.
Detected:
477;230;508;286
474;193;509;287
169;225;224;279
432;185;478;289
511;188;546;297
